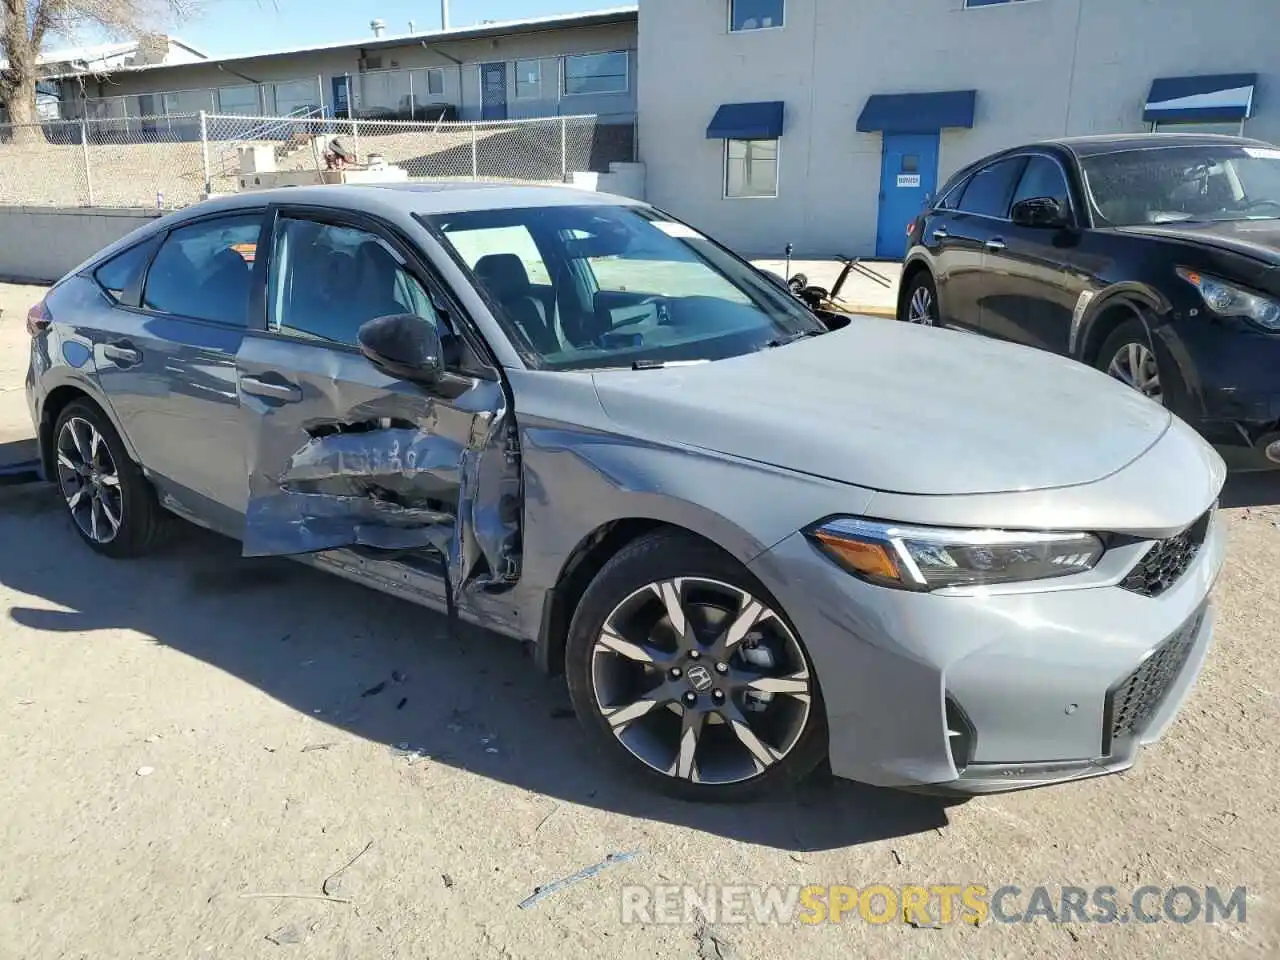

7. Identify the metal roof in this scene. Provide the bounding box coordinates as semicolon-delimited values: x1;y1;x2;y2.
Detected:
67;6;638;78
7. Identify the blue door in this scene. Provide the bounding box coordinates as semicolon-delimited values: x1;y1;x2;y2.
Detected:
480;62;508;121
875;132;940;259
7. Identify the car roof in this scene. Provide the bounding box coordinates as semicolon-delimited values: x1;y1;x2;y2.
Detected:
1034;132;1271;159
190;181;647;219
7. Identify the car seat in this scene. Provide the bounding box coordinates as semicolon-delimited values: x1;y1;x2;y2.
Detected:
473;253;559;354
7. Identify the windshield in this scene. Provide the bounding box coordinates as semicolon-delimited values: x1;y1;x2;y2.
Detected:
1081;143;1280;227
420;203;823;371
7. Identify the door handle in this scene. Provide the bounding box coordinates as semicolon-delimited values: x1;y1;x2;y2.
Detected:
239;376;302;403
102;342;141;365
985;238;1007;252
932;227;949;239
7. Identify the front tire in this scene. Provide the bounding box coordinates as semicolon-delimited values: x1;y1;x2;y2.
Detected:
1096;317;1166;405
52;399;166;558
565;530;828;801
902;271;938;325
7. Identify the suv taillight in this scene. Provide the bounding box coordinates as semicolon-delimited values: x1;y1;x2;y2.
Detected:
26;299;51;337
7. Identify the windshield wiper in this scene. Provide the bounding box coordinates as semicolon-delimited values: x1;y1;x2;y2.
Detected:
631;359;712;370
764;329;827;349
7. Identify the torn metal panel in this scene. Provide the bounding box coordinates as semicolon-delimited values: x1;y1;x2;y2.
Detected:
239;355;521;601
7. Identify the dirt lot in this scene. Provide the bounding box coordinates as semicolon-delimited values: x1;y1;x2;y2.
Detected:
0;281;1278;959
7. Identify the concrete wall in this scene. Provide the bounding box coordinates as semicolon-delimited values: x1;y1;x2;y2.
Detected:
0;207;160;283
638;0;1280;257
74;21;638;125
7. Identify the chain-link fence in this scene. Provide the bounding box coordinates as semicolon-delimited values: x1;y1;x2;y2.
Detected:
0;109;634;210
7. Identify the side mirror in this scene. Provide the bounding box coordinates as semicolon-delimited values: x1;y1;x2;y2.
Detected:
357;313;444;383
1011;196;1071;229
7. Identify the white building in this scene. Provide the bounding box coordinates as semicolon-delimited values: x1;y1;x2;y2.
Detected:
637;0;1280;258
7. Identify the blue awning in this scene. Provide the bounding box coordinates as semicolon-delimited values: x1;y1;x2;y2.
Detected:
1144;73;1257;123
856;90;977;134
706;101;785;140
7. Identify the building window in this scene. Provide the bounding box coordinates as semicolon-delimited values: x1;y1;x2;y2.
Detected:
563;51;629;96
516;60;542;100
426;68;445;97
725;139;779;198
1151;120;1246;136
730;0;785;31
964;0;1036;7
217;84;260;116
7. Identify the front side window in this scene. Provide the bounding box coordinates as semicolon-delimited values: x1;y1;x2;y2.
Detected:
956;157;1026;218
142;214;262;324
424;204;824;371
725;139;779;198
515;60;542;100
1082;144;1280;226
267;217;440;346
1011;155;1073;213
563;52;629;96
730;0;785;30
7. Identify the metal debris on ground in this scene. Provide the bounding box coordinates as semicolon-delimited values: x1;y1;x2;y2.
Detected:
441;873;454;889
389;743;431;765
322;840;374;898
517;851;641;910
301;743;336;753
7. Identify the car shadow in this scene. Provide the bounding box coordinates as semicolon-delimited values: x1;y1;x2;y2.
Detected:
0;481;953;851
1220;470;1280;509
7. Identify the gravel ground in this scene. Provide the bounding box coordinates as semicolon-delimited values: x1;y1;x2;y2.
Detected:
0;282;1278;959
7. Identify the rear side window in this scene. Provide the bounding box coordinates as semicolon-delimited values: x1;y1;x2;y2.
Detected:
93;240;155;302
142;214;263;325
957;157;1026;218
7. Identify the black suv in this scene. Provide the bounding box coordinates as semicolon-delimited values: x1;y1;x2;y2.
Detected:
899;133;1280;470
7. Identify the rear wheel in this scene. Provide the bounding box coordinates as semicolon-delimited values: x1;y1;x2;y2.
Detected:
52;400;166;558
565;530;828;801
902;271;938;325
1097;318;1165;405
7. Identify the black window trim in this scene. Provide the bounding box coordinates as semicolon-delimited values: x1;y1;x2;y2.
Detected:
256;203;501;381
126;206;273;330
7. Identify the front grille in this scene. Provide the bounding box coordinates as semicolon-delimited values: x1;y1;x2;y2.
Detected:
1102;608;1205;755
1119;510;1211;598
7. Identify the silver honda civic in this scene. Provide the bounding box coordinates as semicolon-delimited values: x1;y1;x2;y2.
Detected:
24;183;1226;800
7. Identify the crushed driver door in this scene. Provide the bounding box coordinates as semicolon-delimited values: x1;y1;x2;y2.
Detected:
236;206;520;596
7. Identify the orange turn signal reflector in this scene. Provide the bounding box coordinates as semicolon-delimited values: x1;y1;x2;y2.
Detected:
812;530;901;582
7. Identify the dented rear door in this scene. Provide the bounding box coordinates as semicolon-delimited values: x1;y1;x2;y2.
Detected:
235;206;521;592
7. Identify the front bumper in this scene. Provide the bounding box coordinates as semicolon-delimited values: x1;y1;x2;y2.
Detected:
748;509;1225;795
1156;319;1280;470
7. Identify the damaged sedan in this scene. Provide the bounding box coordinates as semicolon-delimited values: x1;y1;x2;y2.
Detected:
25;184;1227;799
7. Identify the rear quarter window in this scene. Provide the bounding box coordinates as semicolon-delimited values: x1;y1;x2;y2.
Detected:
92;240;157;302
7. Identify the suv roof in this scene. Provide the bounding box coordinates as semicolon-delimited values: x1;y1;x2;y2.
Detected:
1039;132;1268;159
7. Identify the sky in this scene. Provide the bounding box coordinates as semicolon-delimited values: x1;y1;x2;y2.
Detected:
173;0;623;57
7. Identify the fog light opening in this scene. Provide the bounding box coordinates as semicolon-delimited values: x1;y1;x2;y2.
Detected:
1266;439;1280;464
945;696;977;775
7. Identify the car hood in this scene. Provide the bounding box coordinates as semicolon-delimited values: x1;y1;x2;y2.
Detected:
1118;218;1280;265
591;322;1173;496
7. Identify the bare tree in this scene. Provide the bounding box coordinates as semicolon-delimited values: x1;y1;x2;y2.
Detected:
1;0;200;127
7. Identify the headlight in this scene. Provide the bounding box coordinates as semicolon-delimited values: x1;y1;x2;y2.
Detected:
1177;268;1280;332
807;518;1104;591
